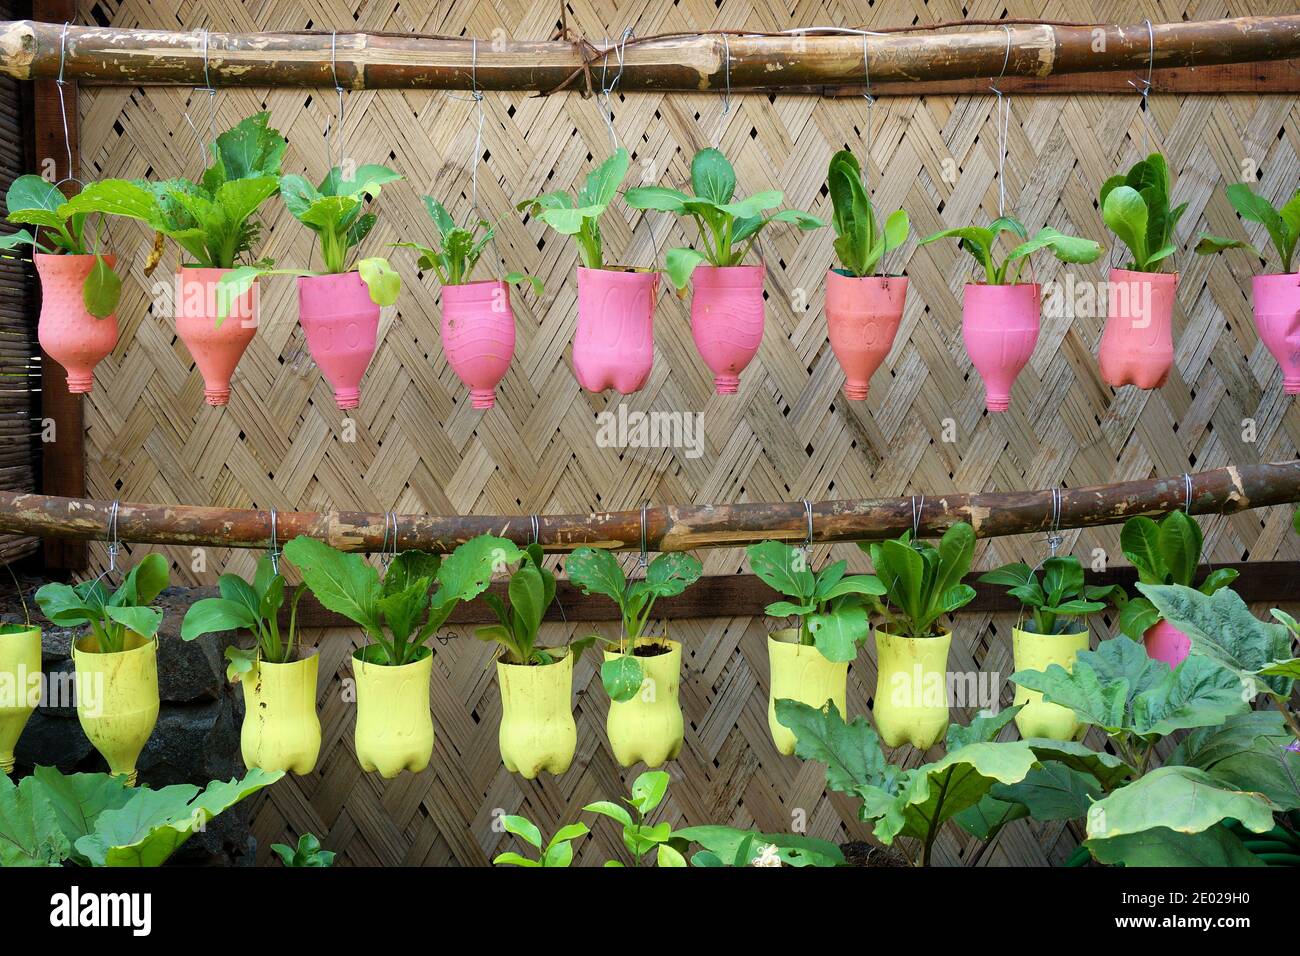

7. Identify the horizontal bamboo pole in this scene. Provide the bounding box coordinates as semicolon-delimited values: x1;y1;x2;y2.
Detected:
1;17;1299;91
0;462;1295;554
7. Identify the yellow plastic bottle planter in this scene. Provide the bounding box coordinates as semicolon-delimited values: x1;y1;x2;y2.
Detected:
497;649;576;779
604;639;684;768
1012;628;1090;741
767;629;848;756
354;646;434;778
872;629;951;750
72;631;159;786
0;625;41;774
239;653;323;774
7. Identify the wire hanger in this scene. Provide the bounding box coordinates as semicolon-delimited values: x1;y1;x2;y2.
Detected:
1128;19;1156;157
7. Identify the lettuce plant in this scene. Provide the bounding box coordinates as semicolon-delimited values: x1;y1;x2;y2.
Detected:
624;147;823;290
0;175;122;317
516;148;630;270
1194;183;1300;274
826;149;908;277
35;553;169;653
746;540;884;661
180;555;305;679
860;524;976;640
1100;152;1188;273
283;534;505;666
918;216;1101;285
583;769;687;867
271;833;335;867
565;547;702;700
393;197;541;294
493;814;589;867
1111;511;1237;641
475;542;592;666
978;555;1118;635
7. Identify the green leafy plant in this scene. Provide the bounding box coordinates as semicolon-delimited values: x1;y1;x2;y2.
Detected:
474;542;592;666
393;197;541;294
745;540;884;662
180;555;305;680
1111;511;1237;641
861;524;976;640
492;814;590;867
35;553;169;653
64;112;287;277
271;832;335;867
1100;152;1188;273
516;148;631;270
0;175;122;317
565;547;701;701
0;765;282;867
1194;183;1300;274
675;825;845;867
583;769;687;867
978;555;1118;635
826;149;908;277
918;216;1102;285
283;534;506;666
624;147;823;290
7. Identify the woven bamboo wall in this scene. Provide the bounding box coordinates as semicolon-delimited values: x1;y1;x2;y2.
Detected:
65;0;1300;865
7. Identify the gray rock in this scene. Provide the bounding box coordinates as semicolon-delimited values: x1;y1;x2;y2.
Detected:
41;627;75;662
157;631;228;703
15;709;94;769
137;694;241;787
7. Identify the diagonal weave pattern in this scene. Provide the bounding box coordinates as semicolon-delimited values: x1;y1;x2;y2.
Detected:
67;0;1300;865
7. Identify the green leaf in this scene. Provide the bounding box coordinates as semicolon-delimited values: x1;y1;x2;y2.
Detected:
214;112;287;180
1170;710;1300;810
1086;824;1265;867
28;766;132;865
747;541;816;602
1120;516;1164;584
282;536;380;631
180;596;258;640
105;605;163;640
582;801;633;827
1226;182;1290;272
774;699;892;793
566;547;627;607
674;825;844;867
501;814;543;849
1085;765;1277;845
664;246;707;290
989;762;1103;823
0;774;72;866
691;147;736;204
1194;233;1258;258
629;770;669;813
358;257;401;306
1156;511;1202;587
622;186;690;213
82;254;121;318
1102;185;1150;271
808;605;869;662
6;174;66;219
601;654;644;702
945;706;1020;750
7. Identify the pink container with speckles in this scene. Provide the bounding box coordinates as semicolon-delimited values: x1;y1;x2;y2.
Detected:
440;279;515;410
963;283;1041;412
36;254;119;394
690;264;765;395
298;271;379;409
1251;273;1300;395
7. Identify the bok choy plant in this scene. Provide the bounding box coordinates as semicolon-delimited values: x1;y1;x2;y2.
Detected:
35;554;170;653
393;197;542;294
1100;152;1187;273
826;149;908;277
978;555;1119;636
861;524;977;640
1194;182;1300;274
516;148;631;270
918;217;1102;284
475;542;593;666
180;555;305;679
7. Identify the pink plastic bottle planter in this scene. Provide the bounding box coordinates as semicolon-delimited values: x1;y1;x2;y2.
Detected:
176;267;257;406
440;279;515;409
690;264;765;394
298;271;380;409
1143;619;1191;669
962;283;1041;412
573;267;658;394
824;271;906;401
36;253;119;394
1098;269;1179;390
1251;273;1300;395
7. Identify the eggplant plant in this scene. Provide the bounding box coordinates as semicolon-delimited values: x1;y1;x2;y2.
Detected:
565;546;701;700
745;540;884;661
826;149;908;277
583;769;688;867
978;555;1118;635
35;553;169;653
393;197;542;294
180;555;305;680
516;148;631;270
0;175;122;317
918;216;1102;285
475;542;593;666
1111;511;1237;641
1100;152;1188;273
624;147;823;290
493;814;590;867
283;534;506;666
860;524;977;640
1194;183;1300;274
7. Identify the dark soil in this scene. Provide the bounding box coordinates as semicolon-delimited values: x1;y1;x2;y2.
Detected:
632;641;672;658
840;842;911;867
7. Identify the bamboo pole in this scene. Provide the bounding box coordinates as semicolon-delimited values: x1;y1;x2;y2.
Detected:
1;17;1299;92
0;462;1296;554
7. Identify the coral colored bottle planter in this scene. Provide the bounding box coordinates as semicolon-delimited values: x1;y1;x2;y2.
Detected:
176;267;258;406
604;639;683;768
0;625;41;774
574;267;659;394
441;279;515;409
36;253;120;394
1143;619;1191;669
239;654;322;775
872;629;951;750
497;650;576;778
1011;628;1089;741
298;271;380;409
824;270;906;401
690;264;765;394
1098;269;1179;389
1251;273;1300;394
72;631;159;786
354;647;434;778
963;283;1041;412
767;629;848;756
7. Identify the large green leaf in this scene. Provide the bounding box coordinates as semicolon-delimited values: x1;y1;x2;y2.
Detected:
773;699;894;794
944;705;1020;750
565;547;626;607
989;762;1104;823
281;535;380;631
1087;824;1265;867
29;766;134;865
807;604;869;662
1102;185;1150;271
213;111;287;180
640;552;703;599
747;541;815;603
0;774;71;866
691;147;736;204
1170;711;1300;810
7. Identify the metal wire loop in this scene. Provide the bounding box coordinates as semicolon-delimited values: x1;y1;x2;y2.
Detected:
639;502;650;568
911;494;925;540
268;507;280;574
1183;473;1194;514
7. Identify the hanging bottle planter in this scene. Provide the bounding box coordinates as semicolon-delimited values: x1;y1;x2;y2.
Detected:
0;624;41;775
603;638;684;768
354;646;435;778
1011;628;1091;740
689;264;766;395
177;267;259;406
1142;619;1192;669
497;650;578;778
768;629;849;755
872;629;952;749
240;655;323;775
574;267;659;394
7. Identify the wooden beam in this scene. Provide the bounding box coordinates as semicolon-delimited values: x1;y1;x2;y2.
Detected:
0;461;1295;554
1;17;1298;92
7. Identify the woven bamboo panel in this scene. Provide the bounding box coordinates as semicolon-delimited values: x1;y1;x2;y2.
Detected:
66;0;1300;865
